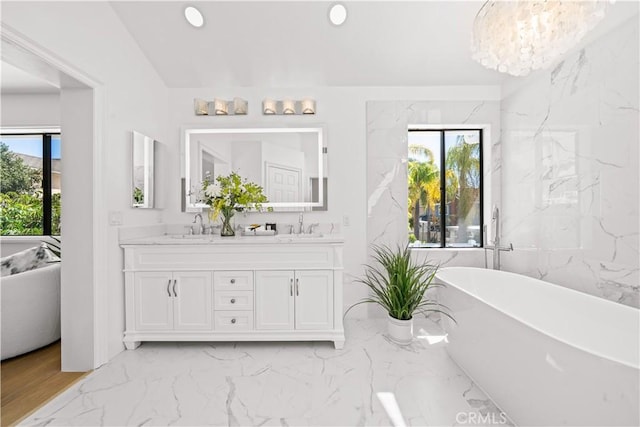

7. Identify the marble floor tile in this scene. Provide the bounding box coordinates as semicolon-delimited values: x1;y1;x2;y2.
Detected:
20;319;510;427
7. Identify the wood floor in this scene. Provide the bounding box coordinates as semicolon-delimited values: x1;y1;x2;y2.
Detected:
1;341;87;426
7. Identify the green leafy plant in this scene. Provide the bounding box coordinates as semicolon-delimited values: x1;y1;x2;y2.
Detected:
0;142;61;236
0;192;62;236
200;172;268;220
0;142;42;194
346;244;454;321
133;186;144;204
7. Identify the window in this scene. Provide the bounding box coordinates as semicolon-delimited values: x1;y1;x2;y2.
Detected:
408;129;483;248
0;132;61;235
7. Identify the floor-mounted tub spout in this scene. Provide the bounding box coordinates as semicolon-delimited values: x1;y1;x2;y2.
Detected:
484;206;513;270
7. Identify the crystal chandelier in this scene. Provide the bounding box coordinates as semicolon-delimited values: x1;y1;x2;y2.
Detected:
471;0;610;76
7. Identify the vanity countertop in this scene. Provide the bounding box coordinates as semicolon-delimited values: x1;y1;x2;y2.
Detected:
120;233;345;246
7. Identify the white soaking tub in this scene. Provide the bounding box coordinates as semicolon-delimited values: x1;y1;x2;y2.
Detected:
436;267;639;427
1;263;61;360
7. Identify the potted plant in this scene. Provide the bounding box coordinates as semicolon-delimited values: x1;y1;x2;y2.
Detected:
200;172;268;236
347;244;453;344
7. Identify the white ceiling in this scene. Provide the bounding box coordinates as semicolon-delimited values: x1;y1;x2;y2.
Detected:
2;1;637;92
110;1;506;87
1;61;59;94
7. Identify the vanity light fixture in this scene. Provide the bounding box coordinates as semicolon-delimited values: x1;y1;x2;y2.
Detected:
471;0;610;76
184;6;204;28
194;98;248;116
262;99;277;115
233;97;248;115
301;98;316;115
213;98;228;115
194;98;208;115
261;99;316;115
329;3;347;26
282;99;296;115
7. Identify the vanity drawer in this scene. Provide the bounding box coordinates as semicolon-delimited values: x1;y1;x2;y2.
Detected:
214;311;254;331
213;271;254;291
214;291;254;310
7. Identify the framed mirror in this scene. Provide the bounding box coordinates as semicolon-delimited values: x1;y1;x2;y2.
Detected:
182;127;327;212
132;131;156;208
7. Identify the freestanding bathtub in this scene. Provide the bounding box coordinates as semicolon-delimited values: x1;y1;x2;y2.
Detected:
436;267;639;427
1;263;61;360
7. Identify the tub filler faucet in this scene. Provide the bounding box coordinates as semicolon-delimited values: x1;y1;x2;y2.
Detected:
484;206;513;270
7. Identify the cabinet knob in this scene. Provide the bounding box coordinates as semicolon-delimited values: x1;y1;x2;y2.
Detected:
231;318;237;324
230;298;236;304
230;279;236;284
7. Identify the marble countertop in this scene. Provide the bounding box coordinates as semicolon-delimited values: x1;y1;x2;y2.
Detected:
120;233;345;246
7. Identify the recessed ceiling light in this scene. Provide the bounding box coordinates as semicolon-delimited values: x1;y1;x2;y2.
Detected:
184;6;204;28
329;3;347;26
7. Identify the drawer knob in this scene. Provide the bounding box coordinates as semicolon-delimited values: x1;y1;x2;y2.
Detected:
230;298;236;304
231;318;237;324
230;279;236;284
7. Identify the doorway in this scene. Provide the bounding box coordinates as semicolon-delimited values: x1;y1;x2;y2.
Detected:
1;26;107;372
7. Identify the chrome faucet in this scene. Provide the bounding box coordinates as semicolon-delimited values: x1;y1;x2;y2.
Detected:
298;213;305;234
307;223;320;234
484;206;513;270
192;213;205;235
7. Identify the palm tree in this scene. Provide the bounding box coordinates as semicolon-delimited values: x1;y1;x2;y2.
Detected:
445;135;480;244
408;145;439;241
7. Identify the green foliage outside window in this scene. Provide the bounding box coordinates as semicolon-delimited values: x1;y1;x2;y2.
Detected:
0;193;61;236
0;142;41;193
407;131;482;247
0;142;61;236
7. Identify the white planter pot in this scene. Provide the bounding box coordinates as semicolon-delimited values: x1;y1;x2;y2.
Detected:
387;315;413;345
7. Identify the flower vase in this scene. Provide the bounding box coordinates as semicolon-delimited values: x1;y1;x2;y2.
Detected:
220;210;235;237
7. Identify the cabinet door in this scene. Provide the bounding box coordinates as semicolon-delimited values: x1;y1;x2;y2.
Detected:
173;272;213;331
295;270;333;330
255;271;294;330
134;272;173;331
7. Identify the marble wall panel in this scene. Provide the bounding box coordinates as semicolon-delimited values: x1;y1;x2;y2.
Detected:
500;18;639;307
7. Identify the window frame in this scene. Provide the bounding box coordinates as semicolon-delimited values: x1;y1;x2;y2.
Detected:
0;129;61;236
408;127;484;249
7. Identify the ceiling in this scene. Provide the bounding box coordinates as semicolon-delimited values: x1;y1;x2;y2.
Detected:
110;1;505;87
2;1;637;92
1;61;59;94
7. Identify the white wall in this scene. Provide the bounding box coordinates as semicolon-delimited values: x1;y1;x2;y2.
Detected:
0;92;60;127
59;87;94;370
2;1;170;367
167;86;500;317
232;140;262;184
500;16;639;308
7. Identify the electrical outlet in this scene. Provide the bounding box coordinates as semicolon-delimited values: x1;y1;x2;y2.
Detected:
343;215;350;227
109;211;123;226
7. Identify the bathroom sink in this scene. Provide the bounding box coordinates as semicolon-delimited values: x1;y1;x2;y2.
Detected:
276;233;324;240
170;235;209;240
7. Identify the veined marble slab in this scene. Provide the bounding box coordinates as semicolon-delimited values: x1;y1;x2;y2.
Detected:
500;17;639;308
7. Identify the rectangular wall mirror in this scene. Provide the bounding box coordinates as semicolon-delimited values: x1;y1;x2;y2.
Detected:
182;127;327;212
132;130;155;208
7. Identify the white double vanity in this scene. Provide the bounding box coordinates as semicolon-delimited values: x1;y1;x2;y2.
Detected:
120;235;345;349
122;126;342;349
